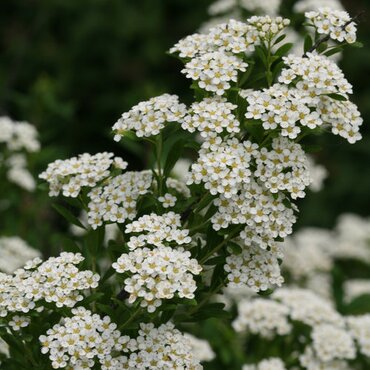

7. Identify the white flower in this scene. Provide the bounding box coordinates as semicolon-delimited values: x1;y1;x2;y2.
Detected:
158;193;177;208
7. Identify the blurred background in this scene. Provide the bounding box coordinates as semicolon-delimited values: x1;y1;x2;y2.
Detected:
0;0;369;242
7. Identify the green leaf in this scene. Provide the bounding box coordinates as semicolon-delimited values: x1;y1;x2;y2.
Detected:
193;303;230;320
258;288;274;296
228;241;242;255
204;256;225;266
160;309;176;323
324;46;344;57
326;93;348;101
274;43;293;57
274;34;286;45
244;120;264;143
239;62;255;87
163;138;186;177
317;42;328;53
344;294;370;315
304;34;313;53
101;266;116;283
255;46;268;68
349;41;363;48
52;203;86;229
81;292;104;306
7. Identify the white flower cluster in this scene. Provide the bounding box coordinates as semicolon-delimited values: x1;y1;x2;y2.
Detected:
273;288;343;327
306;8;357;44
184;333;215;363
307;155;328;192
311;324;356;362
255;137;311;199
347;315;370;357
39;152;127;197
87;170;152;229
243;358;287;370
233;298;291;338
329;214;370;262
112;94;186;140
182;97;240;138
280;53;352;95
40;316;203;369
189;137;300;253
234;288;370;369
171;19;260;95
212;179;295;245
208;0;281;17
0;253;99;318
0;236;41;274
294;0;343;13
242;54;363;143
282;215;370;300
187;138;253;198
125;212;192;250
299;346;351;370
0;116;40;191
166;176;191;198
225;242;284;292
126;322;203;369
113;246;202;312
283;228;333;280
248;16;290;39
243;84;319;139
5;154;37;191
0;116;40;153
39;307;129;369
183;51;248;96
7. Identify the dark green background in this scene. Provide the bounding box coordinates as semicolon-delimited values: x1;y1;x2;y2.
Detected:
0;0;369;235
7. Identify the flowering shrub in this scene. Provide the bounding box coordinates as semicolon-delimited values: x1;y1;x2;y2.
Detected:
0;7;367;370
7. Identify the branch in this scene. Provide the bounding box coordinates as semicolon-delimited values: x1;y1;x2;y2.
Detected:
303;11;365;57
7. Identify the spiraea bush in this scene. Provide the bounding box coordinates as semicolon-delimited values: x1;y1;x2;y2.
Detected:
0;5;368;370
